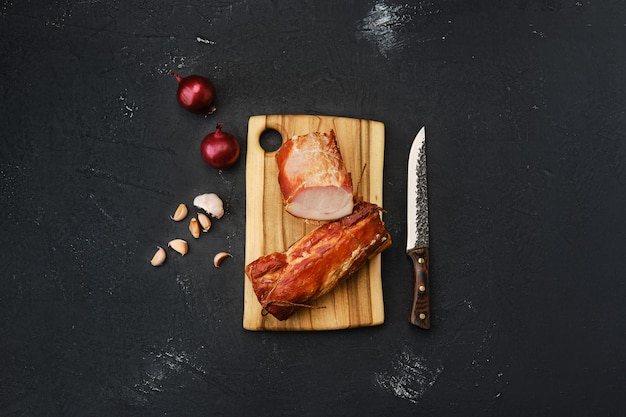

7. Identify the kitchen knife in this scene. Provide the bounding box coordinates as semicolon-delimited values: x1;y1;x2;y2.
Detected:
406;127;431;329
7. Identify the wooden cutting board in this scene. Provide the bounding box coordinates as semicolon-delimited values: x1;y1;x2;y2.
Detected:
243;115;386;331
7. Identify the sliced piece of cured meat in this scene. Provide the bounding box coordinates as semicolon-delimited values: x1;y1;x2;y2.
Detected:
245;201;392;321
275;130;353;221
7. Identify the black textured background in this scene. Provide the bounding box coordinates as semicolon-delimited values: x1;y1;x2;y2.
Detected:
1;1;625;416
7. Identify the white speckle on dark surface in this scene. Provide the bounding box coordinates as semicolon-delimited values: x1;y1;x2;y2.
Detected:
196;36;215;44
118;89;138;119
356;1;444;56
133;347;207;400
156;52;201;74
468;322;497;371
88;192;116;224
376;347;443;403
357;2;409;57
1;0;14;16
176;273;192;297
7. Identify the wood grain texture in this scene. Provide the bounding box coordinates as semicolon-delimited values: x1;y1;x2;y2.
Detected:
244;115;386;331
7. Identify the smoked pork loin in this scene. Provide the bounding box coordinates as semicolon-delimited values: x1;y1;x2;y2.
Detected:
275;130;354;221
245;201;392;321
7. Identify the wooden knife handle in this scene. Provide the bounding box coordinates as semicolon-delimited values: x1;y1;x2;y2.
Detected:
408;247;430;329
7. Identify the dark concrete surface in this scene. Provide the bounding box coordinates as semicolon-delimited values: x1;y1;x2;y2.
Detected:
1;1;625;416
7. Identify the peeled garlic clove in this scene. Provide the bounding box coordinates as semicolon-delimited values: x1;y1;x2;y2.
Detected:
197;212;211;232
170;203;188;221
213;251;232;267
194;193;224;219
189;217;200;239
150;246;167;266
168;239;188;256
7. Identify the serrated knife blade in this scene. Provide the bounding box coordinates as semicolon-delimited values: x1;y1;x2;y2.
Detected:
406;127;430;329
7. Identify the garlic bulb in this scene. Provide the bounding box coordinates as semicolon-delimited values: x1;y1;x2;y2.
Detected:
193;193;224;219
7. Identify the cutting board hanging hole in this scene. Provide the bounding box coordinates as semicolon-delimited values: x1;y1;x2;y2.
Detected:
259;128;283;152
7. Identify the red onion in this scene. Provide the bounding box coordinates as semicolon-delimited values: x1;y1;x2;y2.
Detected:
200;123;240;169
170;71;216;115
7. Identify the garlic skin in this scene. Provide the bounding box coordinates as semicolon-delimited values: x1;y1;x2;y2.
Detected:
213;251;232;267
194;193;224;219
170;203;188;221
197;212;211;232
168;239;189;256
150;246;167;266
189;217;201;239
